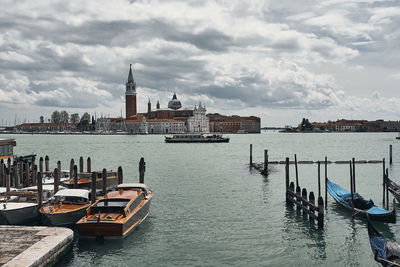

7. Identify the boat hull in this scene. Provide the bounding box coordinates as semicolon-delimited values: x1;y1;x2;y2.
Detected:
165;138;229;143
77;197;151;238
40;206;88;226
62;176;118;191
0;203;39;225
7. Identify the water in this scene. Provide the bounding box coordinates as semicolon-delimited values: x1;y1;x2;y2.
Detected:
2;132;400;266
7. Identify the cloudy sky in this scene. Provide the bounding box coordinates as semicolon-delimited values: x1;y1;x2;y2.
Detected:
1;0;400;126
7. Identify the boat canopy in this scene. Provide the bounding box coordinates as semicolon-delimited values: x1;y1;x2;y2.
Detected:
24;185;66;191
0;187;16;194
54;189;89;199
327;179;392;215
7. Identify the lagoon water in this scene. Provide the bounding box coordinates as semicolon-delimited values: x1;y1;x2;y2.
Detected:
2;132;400;266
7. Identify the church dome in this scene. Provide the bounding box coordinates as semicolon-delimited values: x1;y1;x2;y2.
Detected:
168;92;182;110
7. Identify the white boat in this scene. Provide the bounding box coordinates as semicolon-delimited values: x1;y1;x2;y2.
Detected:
40;189;91;226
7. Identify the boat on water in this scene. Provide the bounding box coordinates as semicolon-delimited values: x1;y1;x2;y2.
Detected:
368;221;400;266
385;177;400;203
0;185;64;225
39;189;91;226
165;134;229;143
327;179;396;223
77;183;153;238
62;170;118;191
396;133;400;140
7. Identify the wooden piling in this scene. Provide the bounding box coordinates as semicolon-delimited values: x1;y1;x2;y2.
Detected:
390;145;393;164
12;159;18;187
386;168;389;210
18;157;23;188
73;165;78;189
87;157;91;173
262;149;268;175
350;161;354;210
39;157;44;173
318;196;324;227
352;158;356;193
5;168;10;193
296;186;301;207
91;172;96;203
249;144;253;167
383;158;386;206
0;159;3;187
309;192;315;220
285;158;290;195
69;159;74;179
54;168;59;194
302;188;307;216
37;171;43;207
118;166;123;185
79;156;84;174
102;168;107;195
139;158;146;184
24;160;29;186
7;158;11;182
325;157;328;208
317;161;321;197
32;165;37;187
57;161;61;179
45;155;49;173
295;154;299;188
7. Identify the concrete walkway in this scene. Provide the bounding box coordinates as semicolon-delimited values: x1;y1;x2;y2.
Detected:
0;226;73;267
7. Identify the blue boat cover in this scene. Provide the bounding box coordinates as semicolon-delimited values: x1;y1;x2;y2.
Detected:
327;179;391;215
370;236;387;259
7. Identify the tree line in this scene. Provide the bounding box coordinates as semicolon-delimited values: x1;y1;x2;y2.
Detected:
43;110;96;131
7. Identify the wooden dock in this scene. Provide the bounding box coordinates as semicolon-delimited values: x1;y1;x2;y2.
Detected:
0;226;73;266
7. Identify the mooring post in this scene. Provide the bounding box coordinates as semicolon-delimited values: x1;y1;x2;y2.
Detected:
139;158;146;184
296;186;301;208
285;157;290;194
318;160;321;197
383;158;386;206
57;161;61;179
0;159;4;187
12;159;18;187
54;168;59;194
69;159;74;178
73;165;78;189
91;172;96;203
32;165;37;187
79;156;84;174
386;168;389;210
18;157;23;188
249;144;253;167
24;160;29;186
262;149;268;175
6;158;11;187
39;157;43;174
87;157;91;173
37;171;43;207
350;161;354;210
5;168;10;193
45;155;49;173
309;192;315;221
324;157;328;208
302;188;308;216
352;158;356;193
118;166;123;185
295;154;299;188
390;145;393;164
102;168;107;195
318;196;324;227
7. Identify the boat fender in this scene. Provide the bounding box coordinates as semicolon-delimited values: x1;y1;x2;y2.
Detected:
2;203;6;210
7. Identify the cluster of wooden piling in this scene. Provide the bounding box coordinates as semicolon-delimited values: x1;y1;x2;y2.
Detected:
285;156;324;227
0;155;37;189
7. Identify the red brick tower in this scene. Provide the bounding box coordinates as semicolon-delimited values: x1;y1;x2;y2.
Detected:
126;64;137;119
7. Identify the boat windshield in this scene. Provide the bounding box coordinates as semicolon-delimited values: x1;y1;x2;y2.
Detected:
91;199;129;213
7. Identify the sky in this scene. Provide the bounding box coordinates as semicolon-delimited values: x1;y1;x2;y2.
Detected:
0;0;400;127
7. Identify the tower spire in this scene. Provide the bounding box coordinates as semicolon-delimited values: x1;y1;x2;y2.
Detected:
128;64;134;83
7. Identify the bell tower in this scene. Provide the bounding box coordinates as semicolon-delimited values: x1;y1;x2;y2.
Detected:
126;64;137;119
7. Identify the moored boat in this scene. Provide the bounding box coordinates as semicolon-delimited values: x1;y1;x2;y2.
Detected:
368;221;400;266
39;189;91;226
327;179;396;223
165;134;229;143
385;177;400;203
62;171;118;191
77;183;153;238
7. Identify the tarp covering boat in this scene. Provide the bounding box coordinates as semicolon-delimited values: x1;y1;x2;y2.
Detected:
327;179;392;215
368;222;400;266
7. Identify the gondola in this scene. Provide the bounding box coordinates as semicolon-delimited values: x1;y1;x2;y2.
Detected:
385;177;400;203
368;221;400;266
327;179;396;223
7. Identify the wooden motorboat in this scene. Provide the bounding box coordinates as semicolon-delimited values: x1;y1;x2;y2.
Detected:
327;179;396;223
62;171;118;191
165;134;229;143
77;183;153;238
368;221;400;266
40;189;90;226
0;185;64;225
